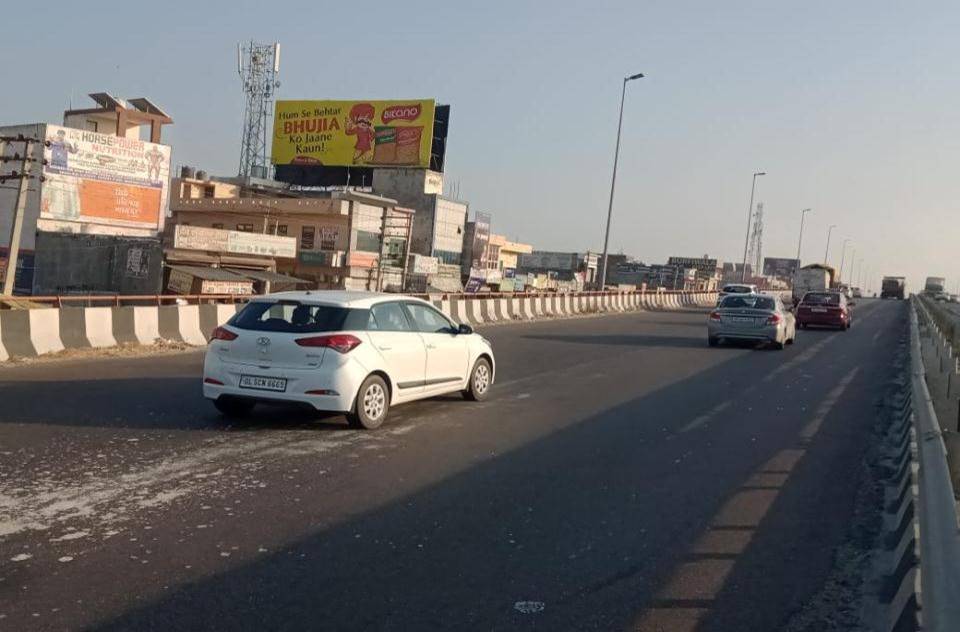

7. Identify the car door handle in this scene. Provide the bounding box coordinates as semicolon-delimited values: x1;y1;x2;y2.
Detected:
378;345;392;351
425;344;437;349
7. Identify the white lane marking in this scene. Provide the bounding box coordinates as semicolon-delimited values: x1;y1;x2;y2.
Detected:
679;400;733;433
763;335;835;382
872;330;882;343
516;393;531;400
514;601;545;614
799;368;860;439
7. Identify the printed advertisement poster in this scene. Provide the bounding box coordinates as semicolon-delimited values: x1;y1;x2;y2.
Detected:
272;99;435;168
40;125;171;229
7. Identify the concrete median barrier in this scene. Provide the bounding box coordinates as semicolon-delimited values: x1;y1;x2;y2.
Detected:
0;290;715;361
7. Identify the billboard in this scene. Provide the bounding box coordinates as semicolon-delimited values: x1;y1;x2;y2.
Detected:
40;125;171;230
762;257;800;279
470;212;491;271
173;225;297;258
272;99;436;168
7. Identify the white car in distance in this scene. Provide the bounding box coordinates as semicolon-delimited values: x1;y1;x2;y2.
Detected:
203;291;495;429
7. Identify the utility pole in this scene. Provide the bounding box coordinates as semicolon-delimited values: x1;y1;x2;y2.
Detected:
1;136;39;295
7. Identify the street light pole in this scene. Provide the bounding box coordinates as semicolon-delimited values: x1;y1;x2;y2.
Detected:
599;72;644;290
740;171;766;282
838;239;851;283
795;208;812;264
824;224;836;265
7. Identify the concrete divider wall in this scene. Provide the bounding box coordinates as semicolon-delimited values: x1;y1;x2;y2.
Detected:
0;291;716;361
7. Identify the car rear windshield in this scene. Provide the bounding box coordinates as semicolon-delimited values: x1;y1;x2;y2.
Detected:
802;293;840;305
720;295;775;310
229;301;369;333
722;285;752;294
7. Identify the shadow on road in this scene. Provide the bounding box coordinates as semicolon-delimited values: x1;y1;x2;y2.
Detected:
83;312;906;632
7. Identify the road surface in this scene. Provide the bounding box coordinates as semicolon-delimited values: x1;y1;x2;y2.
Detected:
0;299;907;631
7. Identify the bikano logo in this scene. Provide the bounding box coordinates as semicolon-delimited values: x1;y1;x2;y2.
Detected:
381;104;422;123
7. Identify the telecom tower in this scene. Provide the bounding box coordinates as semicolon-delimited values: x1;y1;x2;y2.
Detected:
747;202;764;274
237;41;280;179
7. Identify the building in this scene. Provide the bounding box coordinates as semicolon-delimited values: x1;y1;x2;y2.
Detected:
517;251;598;291
489;233;533;273
372;169;467;267
667;255;720;291
597;253;631;287
762;257;800;282
0;93;173;295
167;173;414;292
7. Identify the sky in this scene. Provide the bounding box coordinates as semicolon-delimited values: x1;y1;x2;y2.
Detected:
3;0;958;292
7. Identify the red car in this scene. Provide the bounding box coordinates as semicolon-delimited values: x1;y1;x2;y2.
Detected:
795;291;853;330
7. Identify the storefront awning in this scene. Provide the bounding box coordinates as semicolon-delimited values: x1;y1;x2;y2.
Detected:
166;264;250;282
224;268;310;285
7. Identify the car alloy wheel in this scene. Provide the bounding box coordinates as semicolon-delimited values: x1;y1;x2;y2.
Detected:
464;358;492;402
363;383;386;421
348;375;390;429
474;363;490;395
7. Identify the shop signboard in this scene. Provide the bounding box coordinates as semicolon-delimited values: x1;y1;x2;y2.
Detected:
173;225;296;258
167;269;195;294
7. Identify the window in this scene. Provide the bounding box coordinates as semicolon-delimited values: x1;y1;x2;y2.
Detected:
212;223;224;230
404;303;455;334
720;295;776;310
204;186;216;198
355;229;380;253
301;226;316;250
230;301;369;333
801;293;841;306
236;223;254;232
434;250;462;266
277;225;288;236
369;302;413;332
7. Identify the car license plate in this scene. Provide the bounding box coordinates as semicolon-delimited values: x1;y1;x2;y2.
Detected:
239;375;287;392
811;308;827;313
730;316;755;323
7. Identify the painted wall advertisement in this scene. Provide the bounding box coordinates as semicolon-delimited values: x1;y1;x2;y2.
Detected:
40;125;171;230
272;99;435;168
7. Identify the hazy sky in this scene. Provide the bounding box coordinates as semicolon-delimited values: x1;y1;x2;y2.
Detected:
4;1;957;291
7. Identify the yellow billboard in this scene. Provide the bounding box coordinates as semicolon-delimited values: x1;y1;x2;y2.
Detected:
272;99;435;168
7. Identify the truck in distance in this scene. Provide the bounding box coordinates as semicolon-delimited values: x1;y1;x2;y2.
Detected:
924;276;946;296
793;264;836;305
881;276;906;300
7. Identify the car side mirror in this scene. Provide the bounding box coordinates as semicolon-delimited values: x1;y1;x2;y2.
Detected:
457;323;473;335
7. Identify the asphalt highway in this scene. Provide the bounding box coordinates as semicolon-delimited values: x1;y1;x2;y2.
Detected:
0;299;908;631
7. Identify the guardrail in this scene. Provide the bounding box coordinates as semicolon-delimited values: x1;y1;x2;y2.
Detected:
0;289;719;361
909;298;960;631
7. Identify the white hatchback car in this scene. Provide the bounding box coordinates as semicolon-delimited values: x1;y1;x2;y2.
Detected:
203;291;495;429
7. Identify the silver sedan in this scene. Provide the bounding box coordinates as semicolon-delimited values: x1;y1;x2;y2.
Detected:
707;293;796;349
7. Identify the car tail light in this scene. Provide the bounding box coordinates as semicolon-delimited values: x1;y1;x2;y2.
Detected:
204;377;224;385
295;334;362;353
767;313;782;324
709;311;722;321
210;326;237;341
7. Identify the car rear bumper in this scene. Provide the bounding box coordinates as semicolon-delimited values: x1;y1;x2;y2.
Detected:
708;322;782;342
202;352;367;412
797;312;847;327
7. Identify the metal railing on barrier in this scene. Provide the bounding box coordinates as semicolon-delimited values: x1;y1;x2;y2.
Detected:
0;289;717;309
0;294;253;308
910;298;960;631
